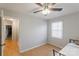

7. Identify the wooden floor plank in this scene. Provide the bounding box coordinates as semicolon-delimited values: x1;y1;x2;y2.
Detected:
3;38;20;56
3;38;60;56
20;44;60;56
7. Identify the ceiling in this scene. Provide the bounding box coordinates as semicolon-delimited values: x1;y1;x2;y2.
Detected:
0;3;79;20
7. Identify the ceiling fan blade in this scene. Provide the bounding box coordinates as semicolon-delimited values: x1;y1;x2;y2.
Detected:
50;8;63;11
33;10;42;13
36;3;43;7
52;3;56;5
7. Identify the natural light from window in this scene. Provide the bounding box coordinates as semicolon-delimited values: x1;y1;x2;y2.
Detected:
51;21;63;39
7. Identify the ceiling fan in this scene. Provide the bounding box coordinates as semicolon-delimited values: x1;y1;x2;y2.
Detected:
33;3;63;16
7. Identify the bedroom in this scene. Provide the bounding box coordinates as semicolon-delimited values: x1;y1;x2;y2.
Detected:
0;3;79;56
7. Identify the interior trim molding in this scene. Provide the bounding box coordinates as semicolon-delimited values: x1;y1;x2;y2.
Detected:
47;42;62;49
20;43;47;53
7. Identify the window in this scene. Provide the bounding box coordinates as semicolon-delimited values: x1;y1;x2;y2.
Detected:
51;21;63;39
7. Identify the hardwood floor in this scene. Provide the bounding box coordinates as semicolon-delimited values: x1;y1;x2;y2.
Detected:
20;44;61;56
3;38;20;56
3;38;60;56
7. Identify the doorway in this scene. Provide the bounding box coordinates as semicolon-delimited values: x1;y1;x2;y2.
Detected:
6;25;12;40
2;17;20;56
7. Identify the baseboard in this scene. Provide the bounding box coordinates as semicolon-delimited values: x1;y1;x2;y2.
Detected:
20;43;46;53
47;42;62;49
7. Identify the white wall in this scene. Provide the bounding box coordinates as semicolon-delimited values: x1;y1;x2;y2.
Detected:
19;16;47;52
2;9;47;52
47;12;79;48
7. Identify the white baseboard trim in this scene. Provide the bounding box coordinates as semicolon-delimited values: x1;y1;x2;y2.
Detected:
20;43;46;53
47;42;62;49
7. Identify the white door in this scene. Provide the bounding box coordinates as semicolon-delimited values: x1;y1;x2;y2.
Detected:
0;15;6;56
0;10;6;56
0;16;2;56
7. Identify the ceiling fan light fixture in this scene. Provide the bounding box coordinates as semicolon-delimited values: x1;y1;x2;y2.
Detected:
42;9;50;15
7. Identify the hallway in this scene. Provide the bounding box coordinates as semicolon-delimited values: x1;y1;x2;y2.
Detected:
3;38;20;56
